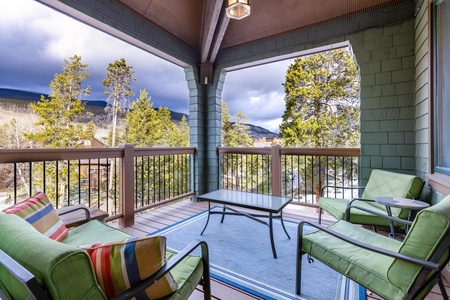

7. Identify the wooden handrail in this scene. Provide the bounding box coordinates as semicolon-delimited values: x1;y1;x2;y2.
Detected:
0;148;125;163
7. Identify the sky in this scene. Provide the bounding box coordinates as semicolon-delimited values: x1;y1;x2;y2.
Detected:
0;0;292;132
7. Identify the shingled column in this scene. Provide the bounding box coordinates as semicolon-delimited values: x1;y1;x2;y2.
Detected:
185;66;226;199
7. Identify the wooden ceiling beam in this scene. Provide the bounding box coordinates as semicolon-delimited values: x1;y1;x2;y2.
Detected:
207;10;230;64
200;0;223;63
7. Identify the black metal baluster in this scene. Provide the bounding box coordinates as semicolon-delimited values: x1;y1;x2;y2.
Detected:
68;160;71;206
56;161;59;208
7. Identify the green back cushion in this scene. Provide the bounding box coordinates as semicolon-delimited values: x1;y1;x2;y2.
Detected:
388;195;450;290
362;170;424;218
80;236;178;299
362;169;424;200
0;213;106;300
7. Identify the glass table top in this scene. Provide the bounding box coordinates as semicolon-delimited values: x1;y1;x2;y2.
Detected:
198;189;292;212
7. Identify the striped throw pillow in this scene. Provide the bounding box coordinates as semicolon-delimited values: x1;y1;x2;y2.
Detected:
2;192;68;241
80;236;178;299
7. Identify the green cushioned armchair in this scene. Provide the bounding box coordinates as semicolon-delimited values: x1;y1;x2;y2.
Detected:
319;169;424;230
0;213;211;300
297;194;450;300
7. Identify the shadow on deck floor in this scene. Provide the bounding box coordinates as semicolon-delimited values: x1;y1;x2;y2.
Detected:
112;199;450;300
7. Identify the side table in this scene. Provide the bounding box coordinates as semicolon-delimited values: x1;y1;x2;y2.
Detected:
375;196;429;239
57;205;109;228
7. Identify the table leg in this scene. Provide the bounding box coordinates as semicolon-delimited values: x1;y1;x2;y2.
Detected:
200;201;211;235
280;211;291;239
385;206;396;239
269;212;277;259
220;205;226;223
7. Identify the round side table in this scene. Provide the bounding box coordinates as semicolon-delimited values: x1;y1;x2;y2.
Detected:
375;196;430;239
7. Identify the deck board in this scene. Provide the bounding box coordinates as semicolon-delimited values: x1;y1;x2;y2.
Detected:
111;199;449;300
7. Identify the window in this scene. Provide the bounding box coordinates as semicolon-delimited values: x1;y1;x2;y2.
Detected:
434;0;450;176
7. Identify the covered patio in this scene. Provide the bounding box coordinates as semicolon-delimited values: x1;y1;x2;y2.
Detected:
36;0;443;198
2;0;450;298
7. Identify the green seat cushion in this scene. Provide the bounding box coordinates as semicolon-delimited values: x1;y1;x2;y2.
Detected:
0;213;106;300
161;251;204;300
319;169;424;225
61;220;133;246
318;197;349;220
319;197;405;227
388;195;450;291
302;220;404;299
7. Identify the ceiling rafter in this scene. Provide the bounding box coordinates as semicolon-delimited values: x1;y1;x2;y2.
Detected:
200;0;224;63
207;8;230;64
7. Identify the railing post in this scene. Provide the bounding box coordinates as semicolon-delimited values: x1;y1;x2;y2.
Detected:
119;143;135;227
271;145;282;196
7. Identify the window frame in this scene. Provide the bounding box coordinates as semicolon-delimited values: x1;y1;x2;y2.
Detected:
427;0;450;195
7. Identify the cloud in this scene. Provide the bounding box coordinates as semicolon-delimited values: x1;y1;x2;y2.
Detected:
0;0;291;131
222;61;292;132
0;0;188;113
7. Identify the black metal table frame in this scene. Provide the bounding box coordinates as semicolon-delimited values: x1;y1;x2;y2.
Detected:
199;196;291;259
375;196;430;239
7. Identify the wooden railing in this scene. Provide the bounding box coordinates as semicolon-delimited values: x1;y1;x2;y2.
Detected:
0;144;195;226
218;145;360;207
0;144;360;226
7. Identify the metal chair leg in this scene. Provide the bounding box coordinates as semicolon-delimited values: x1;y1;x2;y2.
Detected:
318;207;322;224
438;275;448;300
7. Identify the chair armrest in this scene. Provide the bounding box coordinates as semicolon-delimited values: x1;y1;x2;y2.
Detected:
0;249;50;300
297;221;437;270
344;205;413;226
320;185;365;197
348;197;376;206
112;240;210;300
57;205;91;222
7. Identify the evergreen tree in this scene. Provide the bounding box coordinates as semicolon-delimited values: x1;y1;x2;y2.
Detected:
177;115;190;147
123;90;158;147
25;55;94;148
123;89;188;147
279;48;360;148
23;55;94;203
103;58;135;147
221;100;253;147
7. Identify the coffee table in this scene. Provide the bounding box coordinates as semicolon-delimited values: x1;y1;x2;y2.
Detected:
198;189;293;258
375;196;429;238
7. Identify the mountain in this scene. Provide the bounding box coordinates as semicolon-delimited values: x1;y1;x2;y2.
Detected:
245;123;278;139
0;88;278;138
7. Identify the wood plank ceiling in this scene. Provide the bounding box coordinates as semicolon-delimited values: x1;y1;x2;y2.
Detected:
116;0;404;66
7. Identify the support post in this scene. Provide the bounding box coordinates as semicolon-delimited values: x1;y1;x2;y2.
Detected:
271;145;282;196
119;143;135;227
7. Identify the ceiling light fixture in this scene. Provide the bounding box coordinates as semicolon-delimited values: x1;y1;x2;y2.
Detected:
226;0;251;20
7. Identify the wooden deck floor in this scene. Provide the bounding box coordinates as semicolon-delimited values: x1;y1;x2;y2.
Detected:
114;199;449;300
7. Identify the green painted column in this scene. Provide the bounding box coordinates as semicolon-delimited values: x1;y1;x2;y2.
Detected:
185;66;226;199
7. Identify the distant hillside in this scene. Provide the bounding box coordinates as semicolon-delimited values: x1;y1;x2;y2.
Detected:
246;123;278;139
0;88;278;138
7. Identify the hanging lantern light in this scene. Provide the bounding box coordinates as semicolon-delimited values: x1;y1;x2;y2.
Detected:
226;0;251;20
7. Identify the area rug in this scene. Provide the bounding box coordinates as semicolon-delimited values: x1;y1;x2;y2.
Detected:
150;206;366;300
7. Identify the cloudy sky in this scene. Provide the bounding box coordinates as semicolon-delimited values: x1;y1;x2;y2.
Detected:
0;0;292;132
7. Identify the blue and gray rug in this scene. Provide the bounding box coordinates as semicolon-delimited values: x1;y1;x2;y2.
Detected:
150;206;366;300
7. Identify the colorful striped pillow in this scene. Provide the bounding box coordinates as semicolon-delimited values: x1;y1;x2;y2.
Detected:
80;236;178;299
2;192;68;241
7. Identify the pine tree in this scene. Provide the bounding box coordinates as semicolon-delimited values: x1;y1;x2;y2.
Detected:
123;89;187;147
177;115;190;147
103;58;135;147
25;55;94;148
279;48;360;148
279;48;360;199
24;55;94;203
221;100;253;147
